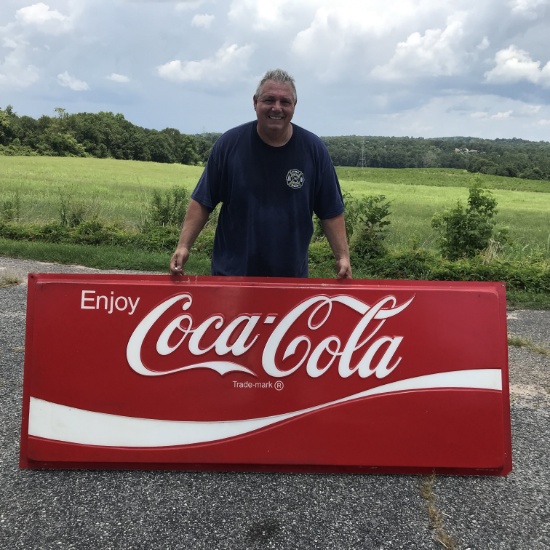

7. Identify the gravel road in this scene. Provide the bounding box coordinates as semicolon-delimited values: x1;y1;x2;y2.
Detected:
1;257;548;550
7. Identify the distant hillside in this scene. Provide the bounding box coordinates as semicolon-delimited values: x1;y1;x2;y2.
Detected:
1;105;548;181
322;135;550;180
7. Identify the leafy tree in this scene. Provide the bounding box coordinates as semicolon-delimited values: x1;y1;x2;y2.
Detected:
2;104;550;180
146;130;176;163
0;107;14;145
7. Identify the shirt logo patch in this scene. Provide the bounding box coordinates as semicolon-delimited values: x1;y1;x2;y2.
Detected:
286;169;304;189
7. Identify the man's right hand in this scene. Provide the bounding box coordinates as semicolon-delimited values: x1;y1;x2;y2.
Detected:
170;199;211;276
170;247;190;275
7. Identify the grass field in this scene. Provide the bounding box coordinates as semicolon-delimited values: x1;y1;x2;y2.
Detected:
346;180;550;253
1;156;549;258
0;157;203;226
2;156;549;308
0;157;550;255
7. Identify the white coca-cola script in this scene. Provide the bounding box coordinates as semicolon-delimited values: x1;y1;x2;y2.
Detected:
126;293;415;380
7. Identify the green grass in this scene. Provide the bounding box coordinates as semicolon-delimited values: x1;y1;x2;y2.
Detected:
337;167;550;193
0;156;203;226
1;157;549;308
339;169;550;254
0;238;210;275
2;158;548;252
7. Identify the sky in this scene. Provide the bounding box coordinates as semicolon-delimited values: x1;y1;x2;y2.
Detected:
1;0;550;141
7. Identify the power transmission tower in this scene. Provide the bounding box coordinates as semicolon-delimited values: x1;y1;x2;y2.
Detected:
359;138;367;168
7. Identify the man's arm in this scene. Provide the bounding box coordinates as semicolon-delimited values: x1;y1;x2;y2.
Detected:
321;213;352;279
170;199;211;275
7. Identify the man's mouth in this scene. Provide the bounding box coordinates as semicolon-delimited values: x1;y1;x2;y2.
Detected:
269;115;283;120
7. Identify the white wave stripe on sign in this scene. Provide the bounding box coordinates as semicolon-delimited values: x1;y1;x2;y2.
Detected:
28;369;502;448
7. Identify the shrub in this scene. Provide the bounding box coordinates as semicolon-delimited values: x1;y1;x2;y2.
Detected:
351;194;391;260
134;225;179;252
193;228;215;257
58;193;100;228
426;257;549;293
37;223;70;243
0;221;31;240
1;191;21;222
341;192;365;242
70;221;130;246
143;186;188;229
308;240;333;264
0;144;37;156
431;183;503;260
367;250;433;280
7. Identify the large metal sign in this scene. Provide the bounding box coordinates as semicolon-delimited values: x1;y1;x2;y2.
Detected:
20;274;511;475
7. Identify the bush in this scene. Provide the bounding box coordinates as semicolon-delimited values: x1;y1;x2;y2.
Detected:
0;222;32;240
193;228;215;257
312;192;385;244
351;194;391;260
1;191;21;222
366;250;433;280
133;225;179;252
143;186;188;229
426;257;549;293
342;192;365;242
431;183;504;260
58;194;100;228
308;240;333;264
37;223;70;243
0;144;37;156
69;221;131;246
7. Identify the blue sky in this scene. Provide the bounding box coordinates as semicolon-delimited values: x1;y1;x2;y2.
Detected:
1;0;550;140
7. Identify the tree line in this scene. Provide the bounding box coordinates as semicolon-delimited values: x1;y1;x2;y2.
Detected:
323;135;550;181
0;106;219;165
1;105;549;181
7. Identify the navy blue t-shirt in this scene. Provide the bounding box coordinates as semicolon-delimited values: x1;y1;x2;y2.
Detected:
191;121;344;277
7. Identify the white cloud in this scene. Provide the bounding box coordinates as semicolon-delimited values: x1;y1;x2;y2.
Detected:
228;0;292;31
471;112;489;120
469;103;542;123
107;73;130;83
15;2;72;34
371;13;471;80
176;1;207;11
0;30;41;89
157;43;254;83
485;45;550;87
509;0;550;19
477;36;490;51
285;2;481;84
346;92;550;140
57;71;89;91
520;104;541;115
192;14;214;28
491;110;513;119
0;49;40;89
467;98;544;124
2;0;550;140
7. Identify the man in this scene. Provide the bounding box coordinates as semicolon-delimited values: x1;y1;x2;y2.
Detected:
170;68;352;279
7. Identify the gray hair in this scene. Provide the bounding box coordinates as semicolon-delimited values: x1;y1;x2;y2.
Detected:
255;69;297;103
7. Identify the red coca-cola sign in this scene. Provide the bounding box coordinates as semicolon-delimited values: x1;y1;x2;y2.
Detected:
20;274;511;475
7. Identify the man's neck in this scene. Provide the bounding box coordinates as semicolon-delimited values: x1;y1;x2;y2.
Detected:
256;123;293;147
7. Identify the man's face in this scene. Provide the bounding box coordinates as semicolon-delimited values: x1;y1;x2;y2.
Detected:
253;80;296;139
